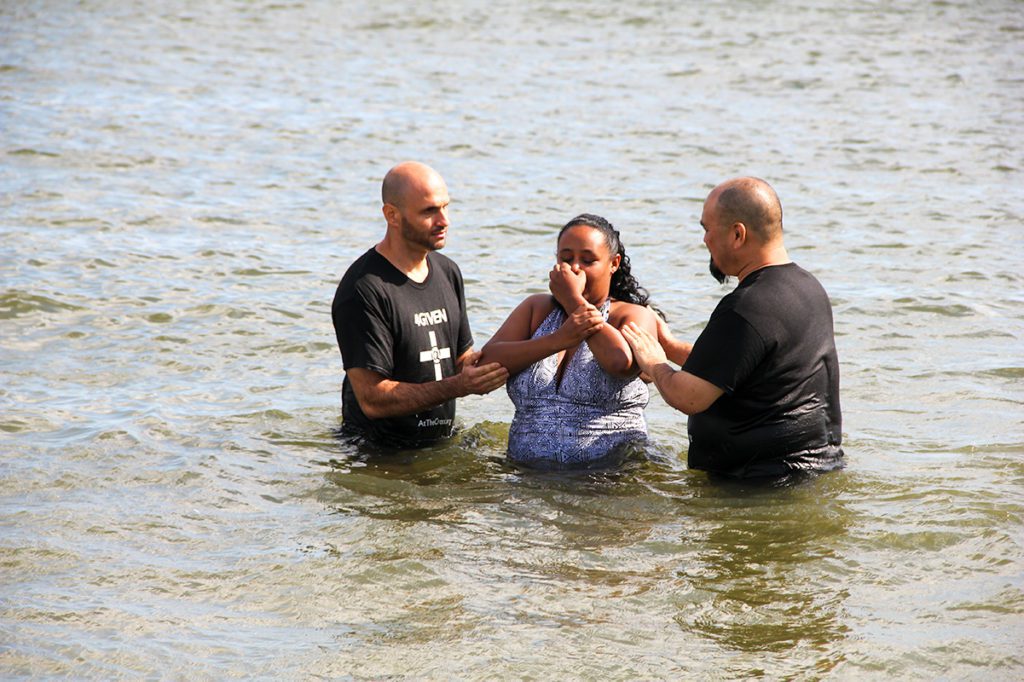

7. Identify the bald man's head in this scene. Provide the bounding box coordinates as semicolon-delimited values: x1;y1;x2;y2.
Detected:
710;177;783;243
381;161;444;210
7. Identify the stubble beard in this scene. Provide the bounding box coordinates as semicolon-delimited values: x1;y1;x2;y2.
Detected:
401;216;445;252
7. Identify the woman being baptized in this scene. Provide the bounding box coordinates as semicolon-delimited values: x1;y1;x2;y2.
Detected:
481;214;659;468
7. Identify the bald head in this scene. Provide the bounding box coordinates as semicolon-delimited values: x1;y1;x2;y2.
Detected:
708;177;783;243
382;161;445;210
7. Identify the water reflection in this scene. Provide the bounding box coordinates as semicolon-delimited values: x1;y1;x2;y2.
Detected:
314;428;503;522
316;423;671;548
314;428;855;659
675;474;852;661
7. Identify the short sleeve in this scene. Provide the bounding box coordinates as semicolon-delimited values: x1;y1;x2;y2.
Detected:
332;280;395;377
682;309;766;395
445;259;473;357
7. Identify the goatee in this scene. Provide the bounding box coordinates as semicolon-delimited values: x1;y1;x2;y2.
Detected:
709;256;728;284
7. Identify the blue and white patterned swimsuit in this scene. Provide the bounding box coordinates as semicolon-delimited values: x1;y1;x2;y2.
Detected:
506;300;649;466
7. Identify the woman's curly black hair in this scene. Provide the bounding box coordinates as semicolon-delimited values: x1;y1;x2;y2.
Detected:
558;213;662;318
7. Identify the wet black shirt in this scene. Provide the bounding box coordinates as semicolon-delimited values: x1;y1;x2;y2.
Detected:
682;263;843;477
331;248;473;447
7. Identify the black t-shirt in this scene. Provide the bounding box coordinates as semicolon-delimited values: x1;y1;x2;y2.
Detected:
682;263;843;477
331;248;473;447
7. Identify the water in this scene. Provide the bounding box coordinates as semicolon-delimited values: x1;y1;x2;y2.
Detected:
2;0;1023;677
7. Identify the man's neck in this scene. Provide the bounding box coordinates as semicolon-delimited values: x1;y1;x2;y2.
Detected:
736;244;790;282
376;237;430;283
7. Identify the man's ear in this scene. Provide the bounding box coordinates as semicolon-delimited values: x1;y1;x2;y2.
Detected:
732;222;747;248
382;203;400;227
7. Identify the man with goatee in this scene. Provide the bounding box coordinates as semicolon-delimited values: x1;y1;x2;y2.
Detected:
624;177;844;478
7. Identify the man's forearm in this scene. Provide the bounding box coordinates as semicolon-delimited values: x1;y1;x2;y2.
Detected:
649;362;678;397
648;363;722;416
665;339;693;367
358;375;464;419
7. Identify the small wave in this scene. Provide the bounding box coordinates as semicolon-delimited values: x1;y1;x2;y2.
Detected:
195;216;245;225
232;268;313;277
898;303;975;317
984;367;1024;379
0;290;84;319
7;148;59;157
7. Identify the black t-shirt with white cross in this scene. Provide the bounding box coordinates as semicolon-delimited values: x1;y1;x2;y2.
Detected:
331;247;473;447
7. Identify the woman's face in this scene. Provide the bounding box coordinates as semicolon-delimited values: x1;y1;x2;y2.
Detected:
556;225;621;304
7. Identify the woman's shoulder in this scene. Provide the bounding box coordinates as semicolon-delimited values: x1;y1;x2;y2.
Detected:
523;292;555;306
514;293;556;315
496;293;558;334
524;293;558;327
608;300;656;326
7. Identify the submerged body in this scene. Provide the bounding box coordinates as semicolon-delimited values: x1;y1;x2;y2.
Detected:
507;302;648;467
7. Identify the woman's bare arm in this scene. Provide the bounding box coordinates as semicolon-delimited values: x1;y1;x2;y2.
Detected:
585;302;658;378
480;294;603;376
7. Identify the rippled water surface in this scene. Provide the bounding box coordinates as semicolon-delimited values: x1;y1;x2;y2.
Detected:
3;0;1023;678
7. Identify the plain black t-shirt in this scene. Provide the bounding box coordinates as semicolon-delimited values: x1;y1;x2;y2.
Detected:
331;248;473;447
682;263;843;477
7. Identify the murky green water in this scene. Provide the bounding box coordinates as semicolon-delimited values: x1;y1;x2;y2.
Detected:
2;0;1023;678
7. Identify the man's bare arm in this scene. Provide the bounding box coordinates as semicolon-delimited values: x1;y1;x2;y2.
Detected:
654;313;693;367
621;322;722;415
346;349;508;419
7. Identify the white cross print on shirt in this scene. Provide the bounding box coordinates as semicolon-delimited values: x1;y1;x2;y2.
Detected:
418;331;451;381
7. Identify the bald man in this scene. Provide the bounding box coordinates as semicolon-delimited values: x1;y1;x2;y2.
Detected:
623;178;844;478
331;162;508;447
